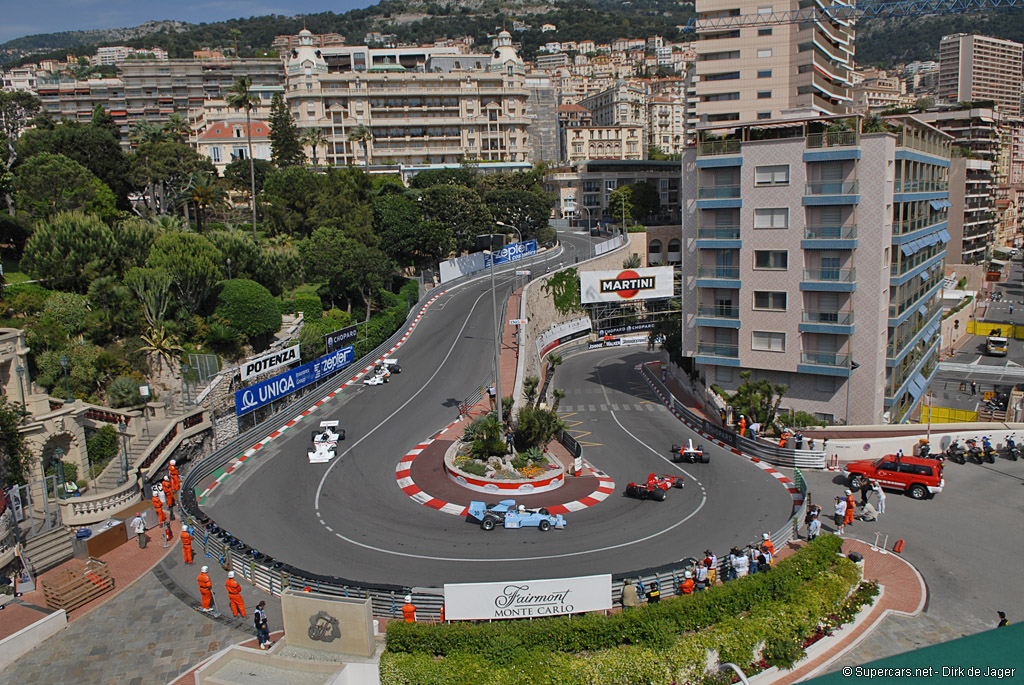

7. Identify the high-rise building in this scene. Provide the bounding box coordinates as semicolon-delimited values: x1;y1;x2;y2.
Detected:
938;33;1023;116
694;0;854;124
683;115;951;425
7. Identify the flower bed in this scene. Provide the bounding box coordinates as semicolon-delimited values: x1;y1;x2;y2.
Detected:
380;537;874;684
443;440;565;494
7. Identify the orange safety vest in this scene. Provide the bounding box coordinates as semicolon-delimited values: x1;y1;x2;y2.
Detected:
152;496;163;511
402;603;416;623
679;579;695;594
181;530;192;547
197;573;212;592
226;578;242;597
168;465;180;491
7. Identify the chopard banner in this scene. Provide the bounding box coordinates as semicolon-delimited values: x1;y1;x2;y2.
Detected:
240;344;300;381
325;325;358;354
444;574;612;621
580;266;674;304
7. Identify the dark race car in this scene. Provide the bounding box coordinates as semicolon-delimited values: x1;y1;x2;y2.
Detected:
624;473;685;501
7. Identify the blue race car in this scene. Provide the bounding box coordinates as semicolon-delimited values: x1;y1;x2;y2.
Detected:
467;500;566;531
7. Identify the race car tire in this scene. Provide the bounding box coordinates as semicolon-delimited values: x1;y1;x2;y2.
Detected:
674;480;685;489
338;429;345;440
650;488;667;502
481;517;496;531
311;431;320;442
700;452;710;464
538;520;551;532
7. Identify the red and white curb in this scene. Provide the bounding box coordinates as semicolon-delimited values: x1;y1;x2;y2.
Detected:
395;420;616;517
638;362;804;514
197;292;447;502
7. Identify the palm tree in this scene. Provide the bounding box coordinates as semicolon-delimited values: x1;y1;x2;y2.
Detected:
188;172;225;232
230;28;242;57
347;124;373;167
128;120;165;145
163;113;191;142
224;76;261;241
551;388;566;412
139;324;184;374
301;127;329;166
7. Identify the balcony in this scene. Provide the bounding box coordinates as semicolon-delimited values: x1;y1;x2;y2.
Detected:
698;185;741;199
801;267;857;292
698;139;740;156
799;351;852;376
697;226;741;239
698;266;740;280
696;305;741;329
800;309;855;334
805;180;858;195
806;131;858;148
894;179;949;193
696;343;740;358
802;224;858;250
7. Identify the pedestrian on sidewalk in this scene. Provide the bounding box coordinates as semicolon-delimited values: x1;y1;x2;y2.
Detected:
873;481;886;515
1011;303;1014;315
181;526;193;564
834;496;847;535
226;571;246;617
197;566;213;611
151;489;166;525
130;512;147;549
971;380;978;396
808;511;821;541
505;427;514;455
255;601;271;648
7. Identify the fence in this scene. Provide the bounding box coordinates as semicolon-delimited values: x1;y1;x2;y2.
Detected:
638;363;827;470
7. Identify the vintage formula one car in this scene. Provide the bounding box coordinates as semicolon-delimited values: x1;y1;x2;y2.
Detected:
624;473;685;501
308;420;344;463
670;439;709;464
363;358;402;386
467;500;566;531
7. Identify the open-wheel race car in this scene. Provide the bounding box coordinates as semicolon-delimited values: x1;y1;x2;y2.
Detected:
467;500;566;531
308;421;344;463
624;473;685;501
363;358;402;386
670;438;709;464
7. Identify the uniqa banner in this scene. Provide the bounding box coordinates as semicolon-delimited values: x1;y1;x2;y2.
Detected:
235;346;354;415
443;574;612;621
240;344;301;381
579;266;675;304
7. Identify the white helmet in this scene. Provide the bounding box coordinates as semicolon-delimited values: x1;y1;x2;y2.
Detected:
405;594;412;603
170;460;176;466
762;533;770;541
845;489;852;495
684;571;692;579
201;566;209;573
518;505;526;513
228;571;235;578
163;475;170;482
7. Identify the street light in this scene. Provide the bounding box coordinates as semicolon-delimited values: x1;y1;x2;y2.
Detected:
844;358;861;425
117;420;129;485
51;447;66;499
226;257;232;280
15;364;26;413
480;233;504;426
495;220;523;293
182;364;191;408
59;355;71;403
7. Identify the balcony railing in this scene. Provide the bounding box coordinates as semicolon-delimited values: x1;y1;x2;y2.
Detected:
698;266;740;279
697;226;741;239
806;130;859;148
800;351;851;367
803;267;856;282
805;180;859;195
698;139;741;156
895;132;950;158
697;343;740;358
698;185;741;199
697;306;740;319
894;180;949;193
802;310;854;326
804;224;857;239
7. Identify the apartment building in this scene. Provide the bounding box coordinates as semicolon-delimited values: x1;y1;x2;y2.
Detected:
938;33;1023;117
272;33;345;52
851;70;911;113
194;121;271;174
282;30;538;166
682;114;951;425
1;66;38;92
694;0;854;124
562;124;645;163
545;159;681;225
915;108;1001;263
649;95;687;155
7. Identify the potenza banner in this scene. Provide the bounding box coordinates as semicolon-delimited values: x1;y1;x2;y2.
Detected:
235;345;354;415
444;574;612;621
580;267;675;304
240;344;300;381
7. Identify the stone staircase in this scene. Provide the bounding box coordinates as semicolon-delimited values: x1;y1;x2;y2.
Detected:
22;526;75;575
93;417;174;492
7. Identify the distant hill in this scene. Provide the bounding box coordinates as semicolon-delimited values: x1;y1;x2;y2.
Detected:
4;1;1024;68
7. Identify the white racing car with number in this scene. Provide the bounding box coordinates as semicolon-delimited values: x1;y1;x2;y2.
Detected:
308;420;344;463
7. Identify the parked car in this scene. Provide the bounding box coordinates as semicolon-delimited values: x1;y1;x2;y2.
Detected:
624;473;685;501
842;455;944;500
467;500;566;531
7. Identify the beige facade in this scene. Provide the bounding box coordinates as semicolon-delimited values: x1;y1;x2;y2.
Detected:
545;159;681;225
563;125;644;163
938;33;1023;117
694;0;854;124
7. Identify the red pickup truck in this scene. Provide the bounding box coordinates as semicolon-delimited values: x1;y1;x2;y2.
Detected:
842;455;944;500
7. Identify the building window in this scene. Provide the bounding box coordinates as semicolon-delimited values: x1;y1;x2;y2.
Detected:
704;71;741;81
753;291;787;310
754;165;789;186
703;92;740;102
758;28;773;36
754;250;787;269
757;48;773;58
752;331;786;352
715;366;734;383
757;90;772;99
757;69;772;78
757;112;772;119
753;208;789;228
210;147;222;163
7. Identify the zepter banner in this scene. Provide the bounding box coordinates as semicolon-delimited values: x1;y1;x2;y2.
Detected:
579;266;675;304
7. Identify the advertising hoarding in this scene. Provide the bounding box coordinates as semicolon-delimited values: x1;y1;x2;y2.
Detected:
484;239;539;267
579;267;675;304
235;345;354;415
240;344;300;381
325;325;358;354
444;574;612;621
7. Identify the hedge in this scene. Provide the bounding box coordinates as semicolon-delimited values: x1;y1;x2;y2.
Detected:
380;553;862;684
385;535;844;657
294;292;323;320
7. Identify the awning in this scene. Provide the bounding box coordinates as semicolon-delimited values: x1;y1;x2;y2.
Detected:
918;305;928;317
910;239;925;252
919;271;929;283
925;233;940;246
990;258;1009;267
938;229;952;243
930;199;952;210
901;242;915;256
906;375;925;399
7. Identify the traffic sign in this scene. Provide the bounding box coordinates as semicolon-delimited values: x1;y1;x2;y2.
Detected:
509;319;525;325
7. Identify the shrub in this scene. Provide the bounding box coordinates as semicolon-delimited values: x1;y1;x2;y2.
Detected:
460;460;488;476
4;283;51;316
107;376;142;408
213;279;282;349
514;405;564;449
294;292;323;320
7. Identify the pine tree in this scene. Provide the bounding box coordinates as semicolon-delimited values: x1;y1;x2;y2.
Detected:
269;93;303;168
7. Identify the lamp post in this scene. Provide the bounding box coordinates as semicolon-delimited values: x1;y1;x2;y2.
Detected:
59;355;71;403
925;390;933;443
578;205;594;257
117;420;129;486
495;220;522;294
844;357;861;425
182;364;191;408
479;234;504;426
51;447;66;500
15;364;26;413
226;257;232;280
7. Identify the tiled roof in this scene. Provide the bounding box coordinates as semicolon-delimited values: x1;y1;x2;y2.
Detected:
199;121;270;140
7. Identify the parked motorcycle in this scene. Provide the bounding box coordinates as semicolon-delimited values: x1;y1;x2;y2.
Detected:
982;436;997;464
965;438;983;464
945;439;967;465
917;439;944;463
1006;435;1020;462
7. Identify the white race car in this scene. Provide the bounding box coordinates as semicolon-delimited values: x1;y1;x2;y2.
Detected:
308;421;344;463
363;359;400;386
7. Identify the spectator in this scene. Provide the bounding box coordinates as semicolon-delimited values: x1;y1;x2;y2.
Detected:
704;550;717;586
834;496;847;535
747;545;759;575
733;548;749;577
645;580;661;603
679;572;695;595
130;512;147;549
621;579;640;609
402;595;417;622
795;432;804;449
997;611;1009;628
694;561;708;592
749;421;761;440
255;601;271;649
808;511;821;540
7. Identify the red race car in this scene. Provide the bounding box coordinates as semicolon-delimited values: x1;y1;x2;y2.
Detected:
624;473;685;501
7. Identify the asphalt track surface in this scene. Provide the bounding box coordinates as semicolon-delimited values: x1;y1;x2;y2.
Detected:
202;238;793;587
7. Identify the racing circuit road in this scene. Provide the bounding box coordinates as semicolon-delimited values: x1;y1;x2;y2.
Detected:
201;239;793;587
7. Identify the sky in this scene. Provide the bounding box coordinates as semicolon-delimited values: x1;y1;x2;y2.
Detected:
0;0;377;44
